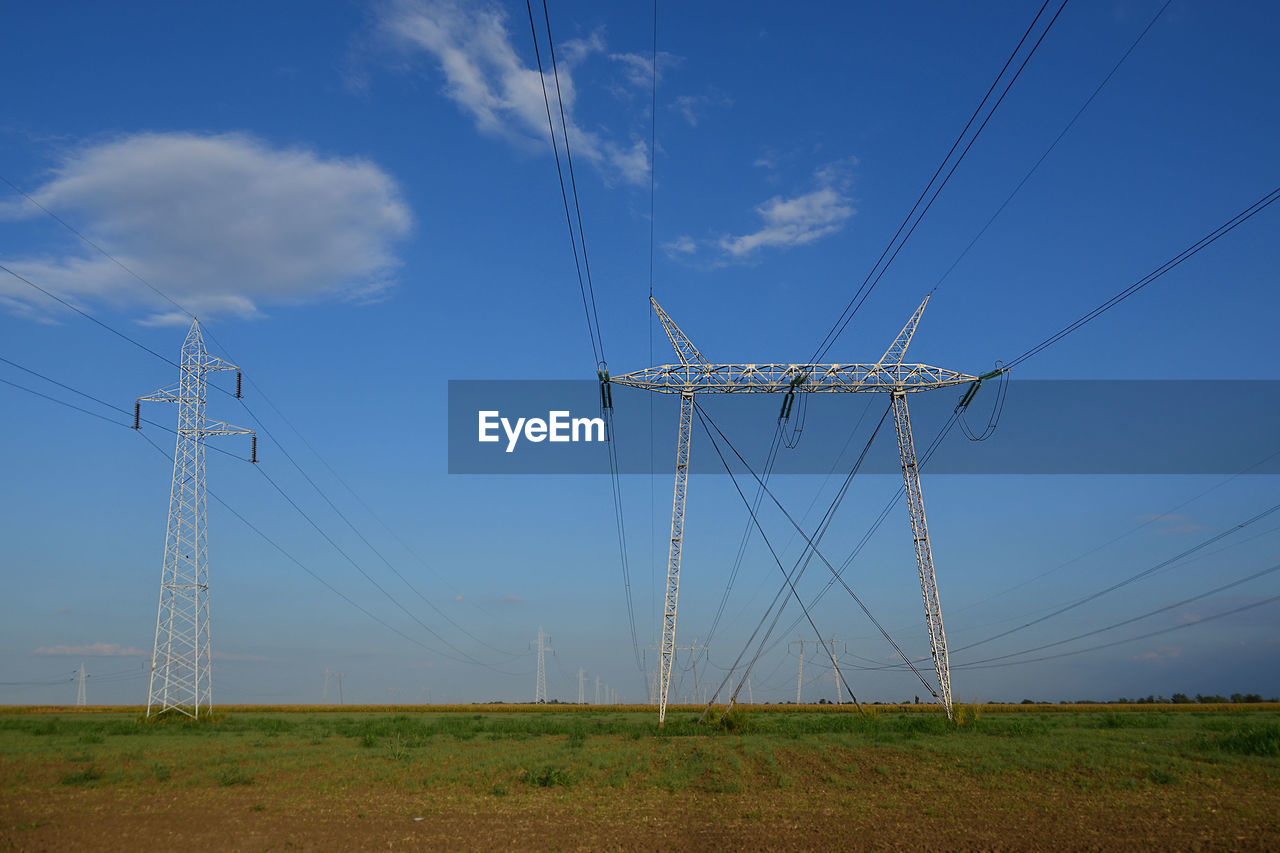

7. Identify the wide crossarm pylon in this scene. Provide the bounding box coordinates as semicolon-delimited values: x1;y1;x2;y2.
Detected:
138;318;253;719
617;296;964;720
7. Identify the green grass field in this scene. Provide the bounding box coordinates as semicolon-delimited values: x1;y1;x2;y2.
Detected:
2;705;1278;850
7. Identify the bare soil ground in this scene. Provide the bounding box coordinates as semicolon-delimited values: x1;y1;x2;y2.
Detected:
2;707;1277;851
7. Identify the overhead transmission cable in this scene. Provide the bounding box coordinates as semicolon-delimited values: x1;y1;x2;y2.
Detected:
1006;183;1280;369
525;0;644;675
701;0;1070;659
128;426;516;667
694;400;938;699
957;594;1280;671
953;499;1280;654
956;561;1280;668
0;304;511;668
715;408;891;707
850;502;1280;673
758;409;962;661
249;462;516;672
943;443;1280;624
809;0;1069;363
647;0;659;652
929;0;1174;294
691;403;869;713
783;183;1280;653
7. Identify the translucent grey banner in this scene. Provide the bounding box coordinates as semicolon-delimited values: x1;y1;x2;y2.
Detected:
447;380;1280;475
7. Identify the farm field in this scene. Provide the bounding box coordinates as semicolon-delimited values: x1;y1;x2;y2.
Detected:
1;705;1278;851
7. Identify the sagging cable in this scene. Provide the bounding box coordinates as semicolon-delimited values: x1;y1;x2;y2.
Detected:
957;363;1008;442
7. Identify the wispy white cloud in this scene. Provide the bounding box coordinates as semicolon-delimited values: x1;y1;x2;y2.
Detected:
669;88;732;128
716;187;853;258
663;158;857;264
609;50;681;90
377;0;649;185
663;235;697;257
34;642;146;657
1;132;411;324
715;158;858;260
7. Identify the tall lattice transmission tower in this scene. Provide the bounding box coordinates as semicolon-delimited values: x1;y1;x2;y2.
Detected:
532;627;552;704
135;318;254;718
612;296;988;723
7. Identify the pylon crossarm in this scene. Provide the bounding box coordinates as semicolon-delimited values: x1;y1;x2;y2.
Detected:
611;362;975;394
201;420;254;436
203;354;239;373
139;384;180;403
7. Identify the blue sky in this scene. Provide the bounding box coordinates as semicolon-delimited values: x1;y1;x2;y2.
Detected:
1;0;1278;706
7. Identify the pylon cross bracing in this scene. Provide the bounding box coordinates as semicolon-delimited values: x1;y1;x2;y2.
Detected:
613;296;971;720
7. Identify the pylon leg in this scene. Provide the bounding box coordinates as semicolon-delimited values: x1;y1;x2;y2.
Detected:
891;391;953;719
658;391;694;726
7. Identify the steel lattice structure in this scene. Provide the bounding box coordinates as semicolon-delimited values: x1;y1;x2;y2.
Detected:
533;627;552;703
612;296;973;722
137;318;253;718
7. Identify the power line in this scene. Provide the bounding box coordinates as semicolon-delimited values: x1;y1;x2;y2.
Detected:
1006;183;1280;369
953;499;1280;654
524;0;643;676
809;0;1069;363
957;561;1280;668
758;409;963;660
250;462;516;673
944;443;1280;623
693;400;937;698
691;404;867;712
233;392;518;660
0;353;249;463
0;262;178;368
929;0;1174;294
957;594;1280;671
131;429;505;668
523;0;602;365
0;349;517;673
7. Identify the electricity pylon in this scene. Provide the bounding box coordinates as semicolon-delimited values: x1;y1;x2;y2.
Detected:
827;636;847;704
532;627;552;703
76;662;87;707
136;318;254;719
578;667;586;704
612;296;977;722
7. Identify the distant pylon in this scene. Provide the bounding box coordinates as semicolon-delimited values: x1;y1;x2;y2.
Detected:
532;627;552;703
791;638;806;703
76;661;87;706
578;667;586;704
136;318;254;719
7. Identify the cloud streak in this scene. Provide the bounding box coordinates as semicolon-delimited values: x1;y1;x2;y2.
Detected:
717;186;854;258
377;0;649;185
1;132;411;324
34;642;147;657
667;158;857;263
